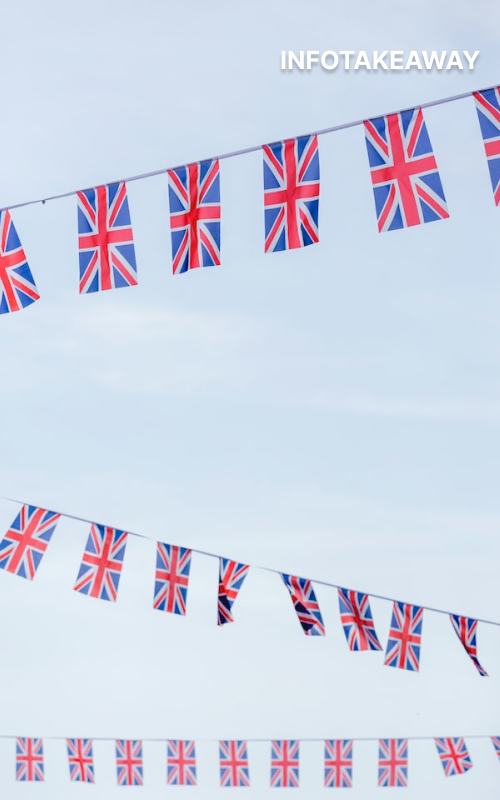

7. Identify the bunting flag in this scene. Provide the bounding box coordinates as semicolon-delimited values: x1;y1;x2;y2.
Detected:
0;505;60;580
73;524;128;602
0;210;40;314
384;602;424;671
262;135;320;252
167;160;221;274
115;740;144;786
77;182;137;294
473;87;500;204
16;738;45;782
378;739;408;787
66;738;95;783
491;737;500;759
324;740;353;788
219;740;251;787
338;588;382;651
217;558;250;625
450;614;488;676
364;107;449;232
153;543;192;616
167;740;197;786
434;738;473;777
270;740;300;788
281;573;325;635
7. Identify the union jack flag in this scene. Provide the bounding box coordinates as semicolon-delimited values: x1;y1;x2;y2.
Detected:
450;614;488;676
167;740;197;786
74;524;128;602
16;737;44;782
0;210;40;314
219;740;251;787
116;739;143;786
263;135;320;252
338;588;382;651
473;87;500;204
0;505;60;580
491;737;500;759
167;159;221;274
66;738;95;783
271;740;299;788
153;542;192;615
217;558;250;625
281;573;325;635
324;740;353;788
77;182;137;293
434;738;473;777
384;602;423;671
364;107;449;232
378;739;408;787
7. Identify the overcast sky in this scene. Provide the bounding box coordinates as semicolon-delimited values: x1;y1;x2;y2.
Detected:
0;0;499;797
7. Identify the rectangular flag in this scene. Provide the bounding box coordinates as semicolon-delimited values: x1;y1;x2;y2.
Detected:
491;737;500;759
270;740;300;788
153;542;192;615
450;615;488;676
116;740;143;786
338;588;382;651
73;524;128;602
378;739;408;787
281;573;325;635
167;740;197;785
217;558;250;625
0;505;60;580
0;210;40;314
66;738;95;783
384;602;423;671
324;739;353;788
16;738;44;782
473;87;500;204
434;738;473;777
219;740;251;787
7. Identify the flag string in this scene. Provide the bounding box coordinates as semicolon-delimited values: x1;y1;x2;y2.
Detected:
0;733;494;742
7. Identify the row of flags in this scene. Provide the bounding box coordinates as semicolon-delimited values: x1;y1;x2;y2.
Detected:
0;86;499;314
0;504;494;675
12;735;499;786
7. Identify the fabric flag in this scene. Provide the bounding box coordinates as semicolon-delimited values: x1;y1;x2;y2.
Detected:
473;87;500;205
0;505;60;580
217;558;250;625
338;588;382;651
0;210;40;314
384;602;423;671
281;573;325;635
115;740;143;786
16;738;45;782
378;739;408;787
167;740;197;786
153;542;192;616
263;134;320;252
491;737;500;759
364;107;449;232
73;524;128;602
270;740;300;788
66;738;95;783
167;159;221;274
450;614;488;676
219;740;251;787
77;182;137;294
434;738;473;777
324;739;353;788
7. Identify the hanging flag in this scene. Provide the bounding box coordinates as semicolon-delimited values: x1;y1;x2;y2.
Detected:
384;602;423;671
217;558;250;625
338;588;382;651
219;740;251;787
77;182;137;294
378;739;408;787
0;505;60;580
281;574;325;636
0;210;40;314
434;738;473;777
16;738;44;782
473;87;500;205
167;160;221;274
73;524;128;602
153;542;192;616
450;614;488;676
263;134;320;252
66;738;95;783
167;740;197;786
116;740;143;786
324;739;353;788
491;737;500;759
270;740;300;788
364;107;448;232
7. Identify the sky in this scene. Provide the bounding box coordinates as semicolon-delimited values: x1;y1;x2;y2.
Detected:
0;0;499;797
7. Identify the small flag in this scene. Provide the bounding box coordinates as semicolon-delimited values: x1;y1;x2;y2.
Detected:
66;738;95;783
153;543;192;616
324;739;353;788
0;505;60;580
384;602;423;671
378;739;408;787
270;740;299;788
74;524;128;602
16;738;44;782
219;740;250;787
0;210;40;314
115;739;143;786
473;87;500;205
217;558;250;625
281;574;325;635
450;614;488;676
434;737;473;777
338;588;382;651
167;740;197;786
491;737;500;759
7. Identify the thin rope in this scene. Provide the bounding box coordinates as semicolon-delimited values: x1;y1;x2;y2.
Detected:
2;495;499;628
0;84;489;214
0;734;494;742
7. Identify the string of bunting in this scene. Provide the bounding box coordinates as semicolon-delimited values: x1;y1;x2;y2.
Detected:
4;734;500;786
0;498;497;676
0;85;499;312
